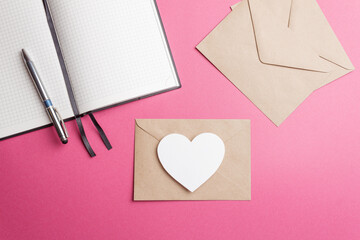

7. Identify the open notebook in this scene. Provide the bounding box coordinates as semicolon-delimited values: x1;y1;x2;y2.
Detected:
0;0;180;144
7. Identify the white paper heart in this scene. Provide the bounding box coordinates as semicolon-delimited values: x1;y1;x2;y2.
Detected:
157;133;225;192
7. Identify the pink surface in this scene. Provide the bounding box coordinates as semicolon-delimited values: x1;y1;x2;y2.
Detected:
1;0;360;239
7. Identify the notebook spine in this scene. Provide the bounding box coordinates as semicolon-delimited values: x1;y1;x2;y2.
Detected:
43;0;111;157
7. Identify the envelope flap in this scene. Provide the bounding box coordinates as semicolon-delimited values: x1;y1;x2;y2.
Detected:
290;0;354;70
248;0;330;72
135;119;249;142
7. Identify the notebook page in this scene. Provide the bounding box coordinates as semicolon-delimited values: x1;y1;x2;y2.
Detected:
47;0;180;114
0;0;73;139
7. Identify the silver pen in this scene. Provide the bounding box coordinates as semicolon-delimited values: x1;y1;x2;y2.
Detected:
21;49;69;144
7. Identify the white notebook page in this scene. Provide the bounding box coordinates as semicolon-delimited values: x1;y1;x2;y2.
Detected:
47;0;180;114
0;0;73;139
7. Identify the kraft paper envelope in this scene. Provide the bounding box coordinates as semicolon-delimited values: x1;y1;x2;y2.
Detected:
133;119;251;201
197;0;354;126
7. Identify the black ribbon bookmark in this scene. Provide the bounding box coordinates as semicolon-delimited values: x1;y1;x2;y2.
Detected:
89;113;113;150
74;112;112;157
75;117;96;157
44;0;112;157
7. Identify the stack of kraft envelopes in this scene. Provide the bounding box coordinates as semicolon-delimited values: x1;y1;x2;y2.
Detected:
197;0;354;126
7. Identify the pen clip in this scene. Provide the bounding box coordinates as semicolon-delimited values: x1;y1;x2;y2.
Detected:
54;107;69;138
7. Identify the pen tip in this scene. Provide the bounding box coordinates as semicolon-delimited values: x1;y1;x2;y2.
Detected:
62;139;68;144
21;49;30;62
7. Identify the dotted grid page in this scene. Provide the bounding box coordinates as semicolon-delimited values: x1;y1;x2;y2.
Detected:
47;0;180;114
0;0;74;139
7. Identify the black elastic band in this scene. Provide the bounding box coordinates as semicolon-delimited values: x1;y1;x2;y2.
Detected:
89;113;112;150
44;0;111;157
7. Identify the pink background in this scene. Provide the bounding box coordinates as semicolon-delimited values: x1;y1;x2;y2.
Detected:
1;0;360;239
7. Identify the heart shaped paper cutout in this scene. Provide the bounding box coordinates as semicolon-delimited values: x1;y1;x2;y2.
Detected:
157;133;225;192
